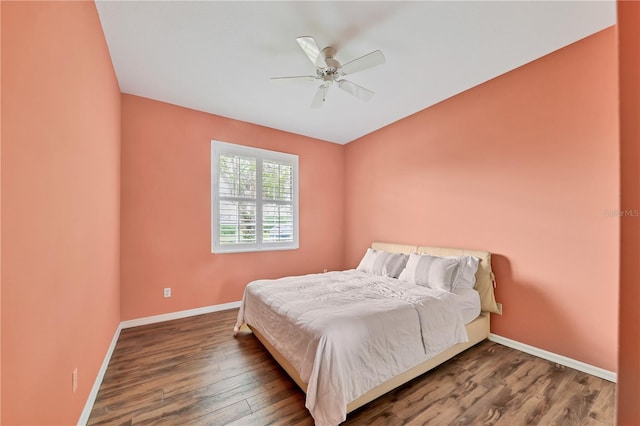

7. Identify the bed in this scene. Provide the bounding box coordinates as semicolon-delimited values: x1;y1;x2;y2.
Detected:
234;242;501;425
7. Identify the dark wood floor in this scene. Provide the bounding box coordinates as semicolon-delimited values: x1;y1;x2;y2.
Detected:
88;309;615;425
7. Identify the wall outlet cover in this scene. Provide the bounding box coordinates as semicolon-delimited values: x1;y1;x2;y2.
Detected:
72;368;78;393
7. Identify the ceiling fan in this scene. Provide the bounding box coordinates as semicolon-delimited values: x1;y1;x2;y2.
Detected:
271;36;386;108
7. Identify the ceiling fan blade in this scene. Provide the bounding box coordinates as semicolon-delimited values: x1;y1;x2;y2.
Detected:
311;85;327;109
340;50;385;75
338;80;374;102
270;76;318;83
296;36;322;67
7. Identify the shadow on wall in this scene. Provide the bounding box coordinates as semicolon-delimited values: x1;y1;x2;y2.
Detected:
490;254;584;353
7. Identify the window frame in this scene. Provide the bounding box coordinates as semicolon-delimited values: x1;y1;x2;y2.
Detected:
211;140;299;254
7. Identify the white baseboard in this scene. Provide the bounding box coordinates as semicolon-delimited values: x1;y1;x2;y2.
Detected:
77;323;122;426
78;301;242;425
489;333;617;383
120;301;241;329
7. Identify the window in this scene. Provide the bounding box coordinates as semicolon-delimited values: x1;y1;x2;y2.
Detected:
211;141;299;253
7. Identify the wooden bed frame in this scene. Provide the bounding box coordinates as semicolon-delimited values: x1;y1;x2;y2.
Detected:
244;242;500;415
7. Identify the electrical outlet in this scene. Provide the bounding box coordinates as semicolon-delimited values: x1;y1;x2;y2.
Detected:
164;288;171;298
72;368;78;393
496;302;503;315
323;268;328;273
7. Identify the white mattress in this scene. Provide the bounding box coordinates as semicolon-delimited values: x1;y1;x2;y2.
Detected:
235;270;471;426
452;287;481;324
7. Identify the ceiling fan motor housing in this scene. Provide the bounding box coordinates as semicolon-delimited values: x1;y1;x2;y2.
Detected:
322;47;341;70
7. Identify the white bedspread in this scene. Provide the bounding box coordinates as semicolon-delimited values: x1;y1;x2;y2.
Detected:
234;270;468;426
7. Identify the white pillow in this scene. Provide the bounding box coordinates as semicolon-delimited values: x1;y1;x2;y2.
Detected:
398;253;461;292
356;249;409;278
448;256;480;289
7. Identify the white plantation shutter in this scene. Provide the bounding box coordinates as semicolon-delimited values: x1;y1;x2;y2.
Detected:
262;160;294;243
218;155;257;245
212;141;298;253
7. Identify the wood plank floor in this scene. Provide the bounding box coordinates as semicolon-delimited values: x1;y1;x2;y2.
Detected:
88;309;615;425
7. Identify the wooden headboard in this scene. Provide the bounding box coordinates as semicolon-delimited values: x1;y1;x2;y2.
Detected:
371;242;500;314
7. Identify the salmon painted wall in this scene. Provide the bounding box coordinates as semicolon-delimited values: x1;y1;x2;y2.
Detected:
0;1;3;420
617;1;640;423
1;2;121;424
344;28;619;371
120;95;344;320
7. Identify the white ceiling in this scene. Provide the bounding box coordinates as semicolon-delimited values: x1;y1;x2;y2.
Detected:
96;1;616;145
